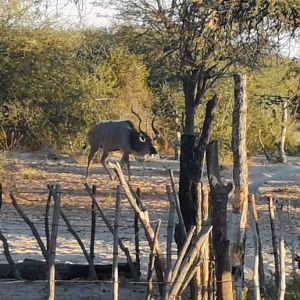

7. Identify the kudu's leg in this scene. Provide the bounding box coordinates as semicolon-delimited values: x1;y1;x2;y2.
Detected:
120;152;131;181
86;146;98;178
101;150;115;180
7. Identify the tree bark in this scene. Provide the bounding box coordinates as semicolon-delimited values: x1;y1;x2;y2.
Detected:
206;141;233;300
231;73;248;299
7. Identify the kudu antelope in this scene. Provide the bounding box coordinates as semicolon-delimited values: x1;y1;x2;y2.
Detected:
83;108;159;180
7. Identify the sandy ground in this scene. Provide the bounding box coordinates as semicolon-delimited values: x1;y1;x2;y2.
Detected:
0;151;299;299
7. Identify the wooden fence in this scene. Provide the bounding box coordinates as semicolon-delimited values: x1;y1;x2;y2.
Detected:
0;164;299;300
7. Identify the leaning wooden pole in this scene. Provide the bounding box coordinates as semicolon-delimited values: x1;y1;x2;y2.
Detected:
0;231;21;279
113;186;122;300
109;163;166;273
47;184;62;300
85;183;139;281
10;193;48;262
231;73;248;299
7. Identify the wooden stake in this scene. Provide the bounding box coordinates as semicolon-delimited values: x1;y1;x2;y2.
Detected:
249;195;260;300
0;182;3;210
164;185;176;300
113;186;122;300
109;163;165;272
45;185;52;253
171;226;196;283
250;194;265;296
268;196;279;286
276;204;286;300
134;188;141;277
90;185;97;279
168;169;186;239
47;184;61;300
287;200;297;282
168;226;212;300
146;220;161;300
85;183;138;281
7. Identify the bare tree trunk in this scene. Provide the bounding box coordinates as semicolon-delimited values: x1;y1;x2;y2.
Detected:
279;100;288;163
207;141;233;300
230;73;248;299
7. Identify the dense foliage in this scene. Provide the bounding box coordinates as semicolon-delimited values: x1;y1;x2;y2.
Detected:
0;0;299;158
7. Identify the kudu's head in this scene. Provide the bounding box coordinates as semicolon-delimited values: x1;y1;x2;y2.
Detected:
130;107;159;157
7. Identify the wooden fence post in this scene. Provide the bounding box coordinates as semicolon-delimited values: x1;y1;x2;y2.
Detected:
47;184;61;300
249;194;265;296
207;141;233;300
113;186;122;300
146;220;161;300
268;196;279;286
287;200;297;282
249;195;260;300
164;185;176;299
45;185;53;253
168;169;186;241
276;204;286;300
231;73;248;299
0;183;3;210
90;184;97;279
134;188;141;277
